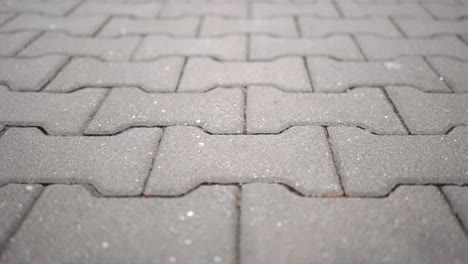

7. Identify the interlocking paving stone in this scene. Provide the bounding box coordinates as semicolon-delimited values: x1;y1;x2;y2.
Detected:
0;185;236;264
252;3;339;18
161;2;247;17
442;186;468;230
0;32;38;56
338;3;431;18
144;126;342;196
250;35;364;60
427;57;468;93
85;87;244;135
44;57;184;92
307;57;449;92
0;1;78;16
395;19;468;37
387;86;468;134
72;2;162;17
299;17;401;37
200;17;297;37
241;184;468;264
0;55;68;91
247;86;407;134
134;35;246;60
328;126;468;196
0;14;107;36
0;86;107;135
20;33;140;61
424;4;468;19
0;127;161;196
0;184;42;250
98;17;199;37
178;57;311;92
357;36;468;59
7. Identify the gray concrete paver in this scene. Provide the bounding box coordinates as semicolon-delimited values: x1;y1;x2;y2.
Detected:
44;57;184;92
0;127;162;196
0;185;237;264
144;126;342;196
242;184;468;264
85;87;244;134
328;126;468;196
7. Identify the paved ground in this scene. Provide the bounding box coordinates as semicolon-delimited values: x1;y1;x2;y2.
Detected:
0;0;468;263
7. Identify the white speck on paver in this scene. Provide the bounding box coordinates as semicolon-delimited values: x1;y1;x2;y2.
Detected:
187;210;194;217
169;256;177;263
101;241;109;249
161;110;166;113
184;239;192;245
25;185;34;191
195;120;201;124
384;62;401;70
214;256;222;263
198;142;204;147
439;77;444;81
276;222;283;228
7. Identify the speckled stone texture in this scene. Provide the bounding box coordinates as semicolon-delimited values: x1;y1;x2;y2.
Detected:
247;86;407;134
443;186;468;230
241;184;468;264
0;184;42;250
387;86;468;134
178;58;312;92
145;126;342;196
85;87;244;134
0;185;237;264
0;86;107;135
44;57;184;92
307;57;449;92
328;126;468;196
1;0;468;261
0;128;161;196
426;57;468;93
0;55;68;91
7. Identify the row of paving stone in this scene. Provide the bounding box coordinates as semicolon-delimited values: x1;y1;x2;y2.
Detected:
2;15;468;37
2;32;468;61
0;125;467;196
2;54;468;92
1;183;468;263
2;1;468;18
2;85;468;135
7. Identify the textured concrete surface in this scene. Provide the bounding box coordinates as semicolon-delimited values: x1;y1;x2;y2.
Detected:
0;128;161;196
86;87;244;134
242;184;468;264
328;126;468;196
0;86;107;135
307;57;449;92
0;55;68;91
427;57;468;93
1;0;468;262
45;57;184;92
20;33;140;61
179;57;311;92
387;86;468;134
0;184;42;250
0;185;237;264
145;126;342;196
247;86;407;134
